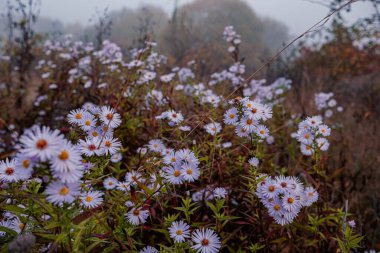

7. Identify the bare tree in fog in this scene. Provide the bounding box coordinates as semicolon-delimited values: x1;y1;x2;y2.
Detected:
90;7;112;49
160;0;289;75
1;0;40;108
108;5;168;49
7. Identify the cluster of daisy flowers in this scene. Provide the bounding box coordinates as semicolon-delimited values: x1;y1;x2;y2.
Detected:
155;109;185;127
140;224;221;253
0;211;26;238
190;83;223;108
0;103;123;212
243;77;292;105
169;221;221;253
209;62;245;87
97;140;203;227
223;25;241;53
314;92;343;118
223;97;272;140
174;81;222;108
293;116;331;156
192;187;228;202
209;26;245;87
147;139;201;185
256;174;318;225
144;89;167;107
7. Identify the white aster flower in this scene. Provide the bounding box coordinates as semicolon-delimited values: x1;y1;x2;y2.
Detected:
179;126;191;132
110;153;122;163
181;162;200;182
78;137;104;156
125;170;144;187
50;141;83;183
169;220;190;243
67;109;88;125
80;190;104;208
147;139;165;153
116;181;131;192
255;125;269;139
213;187;227;199
140;246;158;253
0;158;21;183
79;113;96;131
103;177;118;189
191;228;221;253
248;157;259;167
204;122;221;136
100;106;122;128
223;107;238;125
302;186;318;206
163;166;185;185
101;137;122;155
240;117;257;133
126;207;149;225
14;154;36;180
166;110;184;124
19;126;63;162
45;181;80;205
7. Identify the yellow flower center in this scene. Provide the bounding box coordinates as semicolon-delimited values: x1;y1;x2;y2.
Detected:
287;197;294;204
19;223;25;230
176;230;182;235
186;169;193;175
59;150;69;160
268;185;275;192
36;139;47;149
5;167;14;175
202;239;209;246
22;159;30;169
106;113;113;120
75;113;82;119
173;170;181;177
85;196;93;202
274;204;281;211
229;114;235;119
59;186;70;196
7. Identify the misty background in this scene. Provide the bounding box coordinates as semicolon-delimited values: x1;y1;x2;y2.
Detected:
0;0;376;75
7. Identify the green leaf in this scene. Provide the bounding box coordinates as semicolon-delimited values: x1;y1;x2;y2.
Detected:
2;205;25;215
44;221;62;230
0;225;18;236
35;233;57;240
73;226;86;251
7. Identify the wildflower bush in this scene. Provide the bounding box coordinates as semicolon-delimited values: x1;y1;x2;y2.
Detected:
0;25;367;253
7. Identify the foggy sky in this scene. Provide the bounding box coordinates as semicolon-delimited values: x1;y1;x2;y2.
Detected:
26;0;378;35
